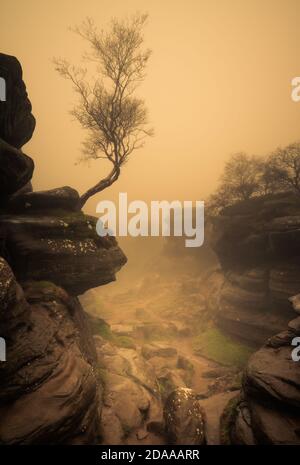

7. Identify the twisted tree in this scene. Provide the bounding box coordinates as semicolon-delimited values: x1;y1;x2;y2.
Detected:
54;13;153;208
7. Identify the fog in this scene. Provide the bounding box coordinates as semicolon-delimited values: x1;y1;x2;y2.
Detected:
2;0;300;218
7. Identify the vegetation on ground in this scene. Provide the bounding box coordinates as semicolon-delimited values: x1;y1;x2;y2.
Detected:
193;325;253;367
89;316;136;349
219;395;240;445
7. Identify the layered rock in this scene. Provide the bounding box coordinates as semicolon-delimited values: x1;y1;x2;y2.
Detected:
210;192;300;346
222;316;300;444
0;187;126;295
0;53;35;148
164;388;206;445
0;139;34;200
0;53;126;444
0;258;101;444
94;335;163;444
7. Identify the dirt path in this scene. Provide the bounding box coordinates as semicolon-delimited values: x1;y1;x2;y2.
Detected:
87;275;239;445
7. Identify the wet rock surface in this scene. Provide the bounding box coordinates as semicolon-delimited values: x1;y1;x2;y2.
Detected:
222;317;300;444
0;53;35;148
164;388;206;445
0;208;126;295
210;193;300;346
0;138;34;199
7;186;80;213
94;335;163;445
0;53;126;444
210;193;300;444
0;259;101;444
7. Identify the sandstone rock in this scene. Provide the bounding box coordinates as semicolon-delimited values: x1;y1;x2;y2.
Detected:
111;324;136;337
288;316;300;333
216;302;288;346
249;400;300;445
233;401;256;445
210;192;300;443
164;388;206;445
0;210;127;295
0;53;35;148
215;268;294;346
0;138;34;199
0;260;101;444
157;370;188;400
7;186;80;213
269;263;300;309
94;337;163;442
289;293;300;314
226;316;300;444
245;345;300;408
141;343;178;360
136;322;178;339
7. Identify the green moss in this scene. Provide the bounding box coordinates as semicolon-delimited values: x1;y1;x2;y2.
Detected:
219;395;240;445
89;316;112;339
121;423;132;437
89;315;136;349
193;326;253;367
29;280;57;290
113;335;136;349
157;378;175;400
96;367;108;384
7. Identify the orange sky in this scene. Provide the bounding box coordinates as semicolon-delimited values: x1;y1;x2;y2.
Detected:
2;0;300;216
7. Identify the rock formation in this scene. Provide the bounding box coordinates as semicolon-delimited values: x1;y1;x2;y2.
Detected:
212;195;300;444
221;315;300;444
0;53;35;148
210;193;300;346
164;388;206;445
0;53;126;444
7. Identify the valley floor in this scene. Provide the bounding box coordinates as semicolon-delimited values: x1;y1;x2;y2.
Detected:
82;268;247;445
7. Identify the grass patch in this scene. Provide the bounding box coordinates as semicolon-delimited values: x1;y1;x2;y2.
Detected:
113;335;136;349
89;315;136;349
193;326;253;367
89;316;112;339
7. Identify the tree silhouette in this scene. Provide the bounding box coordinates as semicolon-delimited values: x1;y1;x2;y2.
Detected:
267;142;300;196
54;13;153;208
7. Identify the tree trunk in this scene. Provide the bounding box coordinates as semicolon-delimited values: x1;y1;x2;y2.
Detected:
77;166;120;210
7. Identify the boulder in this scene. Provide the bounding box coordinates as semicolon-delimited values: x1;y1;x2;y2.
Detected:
224;315;300;444
0;209;127;295
7;186;80;213
0;53;35;148
0;258;101;444
94;337;163;443
141;343;178;360
0;138;34;199
163;388;206;445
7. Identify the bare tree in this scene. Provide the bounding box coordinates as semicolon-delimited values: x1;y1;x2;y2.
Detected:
267;142;300;196
54;13;153;208
209;152;265;213
221;152;264;201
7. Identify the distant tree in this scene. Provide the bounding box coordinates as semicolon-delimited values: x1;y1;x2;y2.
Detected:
54;14;153;208
208;152;265;213
267;142;300;196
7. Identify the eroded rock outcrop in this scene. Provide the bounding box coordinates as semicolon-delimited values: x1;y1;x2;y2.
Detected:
1;189;126;295
0;259;101;444
94;334;163;444
0;53;126;444
221;316;300;444
0;53;35;148
210;193;300;346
